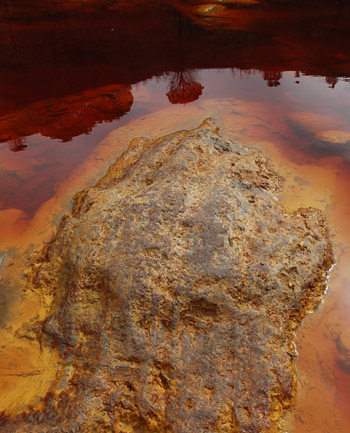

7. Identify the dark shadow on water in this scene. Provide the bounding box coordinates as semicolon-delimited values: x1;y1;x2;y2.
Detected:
0;0;349;145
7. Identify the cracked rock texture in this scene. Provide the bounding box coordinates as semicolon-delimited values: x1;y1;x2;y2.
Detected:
0;119;333;432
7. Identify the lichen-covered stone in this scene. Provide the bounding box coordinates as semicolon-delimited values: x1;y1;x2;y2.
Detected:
0;119;333;432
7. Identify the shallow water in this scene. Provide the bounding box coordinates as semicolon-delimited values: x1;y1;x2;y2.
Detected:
0;1;349;431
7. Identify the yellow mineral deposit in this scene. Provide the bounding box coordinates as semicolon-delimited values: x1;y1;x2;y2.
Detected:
317;130;350;145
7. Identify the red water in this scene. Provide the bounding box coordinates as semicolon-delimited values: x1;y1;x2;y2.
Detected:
0;1;349;431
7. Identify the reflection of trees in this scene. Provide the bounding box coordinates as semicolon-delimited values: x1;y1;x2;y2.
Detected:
263;71;282;87
2;86;133;150
8;138;27;152
232;69;284;87
166;70;204;104
325;76;338;89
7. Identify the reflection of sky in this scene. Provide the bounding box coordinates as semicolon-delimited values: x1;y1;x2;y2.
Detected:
182;69;350;113
137;69;350;160
1;68;349;218
139;69;350;117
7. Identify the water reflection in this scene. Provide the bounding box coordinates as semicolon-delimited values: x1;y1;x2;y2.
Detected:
326;76;338;89
8;137;27;152
0;1;349;432
0;85;133;146
263;70;282;87
1;68;348;150
0;0;349;120
166;70;204;104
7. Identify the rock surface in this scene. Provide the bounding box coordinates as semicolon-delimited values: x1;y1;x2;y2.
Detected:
0;119;333;432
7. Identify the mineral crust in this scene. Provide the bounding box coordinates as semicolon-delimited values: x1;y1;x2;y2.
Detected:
0;119;333;432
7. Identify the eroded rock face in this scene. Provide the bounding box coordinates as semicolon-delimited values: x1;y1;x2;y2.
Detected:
0;119;333;432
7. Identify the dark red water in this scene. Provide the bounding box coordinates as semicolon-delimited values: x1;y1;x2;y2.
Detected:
0;1;349;431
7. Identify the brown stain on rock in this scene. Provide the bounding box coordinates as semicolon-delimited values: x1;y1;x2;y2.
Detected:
0;119;333;432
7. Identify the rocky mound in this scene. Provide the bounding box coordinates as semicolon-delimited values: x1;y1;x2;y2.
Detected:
0;119;333;432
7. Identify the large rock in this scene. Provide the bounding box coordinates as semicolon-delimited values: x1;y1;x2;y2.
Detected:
0;119;333;432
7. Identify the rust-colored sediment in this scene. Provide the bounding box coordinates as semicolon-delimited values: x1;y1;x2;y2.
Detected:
0;114;334;432
0;100;348;431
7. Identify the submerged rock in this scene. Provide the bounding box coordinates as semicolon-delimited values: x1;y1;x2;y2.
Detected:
0;119;333;432
336;329;350;374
